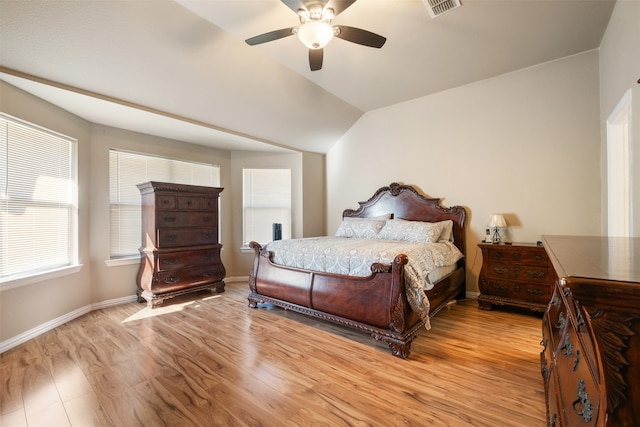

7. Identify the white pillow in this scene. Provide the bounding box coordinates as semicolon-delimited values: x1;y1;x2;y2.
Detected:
438;220;454;242
335;217;388;239
378;218;445;243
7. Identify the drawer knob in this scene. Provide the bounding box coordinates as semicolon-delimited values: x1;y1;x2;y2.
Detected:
164;257;180;264
164;276;180;284
163;216;176;223
491;283;508;292
573;350;580;372
526;270;545;279
560;334;573;357
526;288;545;296
492;267;509;275
513;253;521;260
203;216;212;223
572;380;593;422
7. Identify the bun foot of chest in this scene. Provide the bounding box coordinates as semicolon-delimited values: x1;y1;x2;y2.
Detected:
137;281;225;309
477;297;494;310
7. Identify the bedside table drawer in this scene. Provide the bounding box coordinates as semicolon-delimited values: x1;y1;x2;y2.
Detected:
487;247;548;266
485;278;550;304
487;262;550;283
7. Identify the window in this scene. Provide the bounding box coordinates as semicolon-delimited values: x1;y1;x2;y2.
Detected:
109;150;220;258
0;113;77;282
243;168;291;246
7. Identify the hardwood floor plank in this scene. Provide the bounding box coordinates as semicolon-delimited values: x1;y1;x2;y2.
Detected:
0;363;25;415
0;282;547;426
0;408;28;427
62;392;114;427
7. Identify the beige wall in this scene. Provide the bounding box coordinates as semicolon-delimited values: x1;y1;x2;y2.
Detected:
598;0;640;236
326;51;602;294
302;152;326;238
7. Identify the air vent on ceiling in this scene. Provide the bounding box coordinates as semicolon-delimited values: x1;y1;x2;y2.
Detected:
423;0;462;19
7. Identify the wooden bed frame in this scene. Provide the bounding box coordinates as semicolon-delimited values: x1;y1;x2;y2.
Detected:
248;183;467;358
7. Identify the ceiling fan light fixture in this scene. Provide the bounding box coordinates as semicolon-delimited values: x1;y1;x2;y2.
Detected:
297;21;334;49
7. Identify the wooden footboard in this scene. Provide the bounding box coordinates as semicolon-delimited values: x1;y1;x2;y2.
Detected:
248;241;465;358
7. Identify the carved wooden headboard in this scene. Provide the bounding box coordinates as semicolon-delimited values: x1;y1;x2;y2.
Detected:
342;182;467;258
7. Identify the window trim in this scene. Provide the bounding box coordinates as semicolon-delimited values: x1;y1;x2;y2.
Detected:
0;113;79;287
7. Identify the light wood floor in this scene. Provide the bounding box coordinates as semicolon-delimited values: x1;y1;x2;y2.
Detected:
1;281;546;426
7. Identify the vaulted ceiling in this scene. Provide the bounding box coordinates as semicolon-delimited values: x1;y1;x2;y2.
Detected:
0;0;615;154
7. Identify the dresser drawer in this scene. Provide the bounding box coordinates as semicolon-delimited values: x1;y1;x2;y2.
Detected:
487;247;548;266
177;195;205;210
485;278;550;304
157;194;176;209
156;211;217;228
545;287;567;353
157;248;222;271
157;228;218;247
556;324;601;425
155;264;225;292
487;262;550;283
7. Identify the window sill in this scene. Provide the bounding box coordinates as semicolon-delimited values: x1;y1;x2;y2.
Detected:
104;255;141;267
0;264;83;292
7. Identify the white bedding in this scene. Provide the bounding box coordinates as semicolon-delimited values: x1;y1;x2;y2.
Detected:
263;237;464;329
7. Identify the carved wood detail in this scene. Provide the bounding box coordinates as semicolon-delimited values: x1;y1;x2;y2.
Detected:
586;308;638;413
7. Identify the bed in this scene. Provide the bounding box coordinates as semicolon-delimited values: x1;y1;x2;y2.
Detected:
248;183;467;358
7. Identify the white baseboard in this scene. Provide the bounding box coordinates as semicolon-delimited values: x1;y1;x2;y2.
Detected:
1;277;249;354
466;290;480;299
0;304;92;354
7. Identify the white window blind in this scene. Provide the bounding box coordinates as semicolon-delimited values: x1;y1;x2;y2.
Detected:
0;113;77;281
243;168;291;246
109;150;220;257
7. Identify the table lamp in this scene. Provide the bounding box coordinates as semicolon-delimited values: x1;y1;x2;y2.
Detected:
487;214;507;244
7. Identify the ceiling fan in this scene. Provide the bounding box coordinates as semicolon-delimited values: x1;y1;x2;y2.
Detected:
245;0;386;71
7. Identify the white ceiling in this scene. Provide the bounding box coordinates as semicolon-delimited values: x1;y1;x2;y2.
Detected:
0;0;615;154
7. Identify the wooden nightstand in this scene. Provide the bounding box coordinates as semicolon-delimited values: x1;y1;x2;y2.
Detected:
477;242;553;312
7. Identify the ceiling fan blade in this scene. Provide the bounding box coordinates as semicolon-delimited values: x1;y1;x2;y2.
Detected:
326;0;357;16
334;26;386;48
245;28;296;46
309;48;323;71
280;0;310;14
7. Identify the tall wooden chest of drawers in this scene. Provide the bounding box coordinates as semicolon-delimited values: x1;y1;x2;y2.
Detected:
136;181;225;308
541;235;640;427
478;242;553;312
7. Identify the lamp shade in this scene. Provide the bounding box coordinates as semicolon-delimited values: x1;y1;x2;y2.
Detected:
487;214;507;228
297;22;334;49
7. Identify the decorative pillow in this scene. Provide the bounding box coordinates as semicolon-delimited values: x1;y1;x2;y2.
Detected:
377;218;445;243
335;216;389;239
438;220;454;242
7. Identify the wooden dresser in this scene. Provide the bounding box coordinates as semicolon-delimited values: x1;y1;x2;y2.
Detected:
136;182;225;308
478;242;553;312
541;235;640;426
